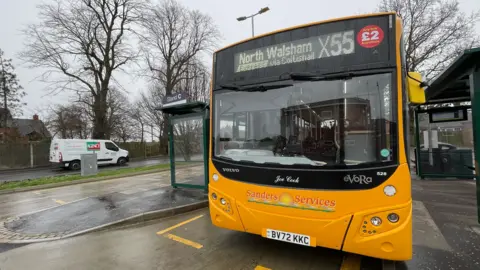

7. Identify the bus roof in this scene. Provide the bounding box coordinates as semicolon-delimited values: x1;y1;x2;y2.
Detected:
215;12;397;54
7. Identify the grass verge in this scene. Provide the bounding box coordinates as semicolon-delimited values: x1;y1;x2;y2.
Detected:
0;163;197;191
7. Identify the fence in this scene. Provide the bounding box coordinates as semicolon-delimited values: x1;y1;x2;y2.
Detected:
0;141;50;170
0;141;164;170
116;142;163;159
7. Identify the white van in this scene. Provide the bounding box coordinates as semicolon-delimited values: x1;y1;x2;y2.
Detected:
49;139;129;170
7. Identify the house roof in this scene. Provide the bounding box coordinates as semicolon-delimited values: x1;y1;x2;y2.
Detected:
12;118;51;138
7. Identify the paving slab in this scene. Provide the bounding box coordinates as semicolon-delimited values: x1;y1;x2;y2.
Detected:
406;179;480;270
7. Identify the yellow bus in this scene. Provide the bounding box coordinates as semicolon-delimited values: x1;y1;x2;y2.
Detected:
208;12;425;260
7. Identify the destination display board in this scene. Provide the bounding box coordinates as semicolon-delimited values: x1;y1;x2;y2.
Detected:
429;108;468;123
214;15;396;89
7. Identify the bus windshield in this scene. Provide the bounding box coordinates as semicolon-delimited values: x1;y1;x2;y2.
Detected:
213;73;396;168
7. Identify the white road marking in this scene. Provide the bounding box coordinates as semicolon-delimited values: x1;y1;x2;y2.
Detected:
469;226;480;236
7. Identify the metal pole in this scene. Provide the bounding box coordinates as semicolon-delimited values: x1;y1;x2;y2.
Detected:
251;16;255;37
168;118;176;188
203;117;209;192
428;122;433;166
414;108;422;177
468;66;480;223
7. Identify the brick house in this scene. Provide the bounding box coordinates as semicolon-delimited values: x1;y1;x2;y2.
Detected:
0;109;51;141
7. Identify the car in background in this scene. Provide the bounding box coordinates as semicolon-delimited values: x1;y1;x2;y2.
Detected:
419;142;458;150
49;139;129;170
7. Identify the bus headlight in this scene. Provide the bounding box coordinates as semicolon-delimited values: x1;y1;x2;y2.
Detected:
383;185;396;196
370;216;382;226
220;198;227;205
387;213;399;223
212;173;219;182
211;193;217;200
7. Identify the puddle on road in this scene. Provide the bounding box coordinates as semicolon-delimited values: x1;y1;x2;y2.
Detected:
97;196;117;210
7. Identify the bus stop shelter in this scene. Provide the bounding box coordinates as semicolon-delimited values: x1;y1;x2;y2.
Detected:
413;47;480;222
158;99;209;192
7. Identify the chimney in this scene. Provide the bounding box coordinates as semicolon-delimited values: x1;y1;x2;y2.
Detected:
33;114;39;121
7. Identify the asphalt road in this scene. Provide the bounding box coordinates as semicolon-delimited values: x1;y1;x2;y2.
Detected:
0;157;169;183
0;203;460;270
0;209;352;270
0;174;477;269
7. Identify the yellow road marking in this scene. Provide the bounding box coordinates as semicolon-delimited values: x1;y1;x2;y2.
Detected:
165;233;203;249
156;214;204;235
53;199;66;205
255;266;272;270
340;254;362;270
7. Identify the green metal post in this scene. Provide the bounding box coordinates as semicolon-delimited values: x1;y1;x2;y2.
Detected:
203;117;209;192
168;118;176;188
469;66;480;223
414;108;422;178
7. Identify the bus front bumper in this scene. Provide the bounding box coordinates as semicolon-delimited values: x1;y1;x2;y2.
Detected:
209;186;412;261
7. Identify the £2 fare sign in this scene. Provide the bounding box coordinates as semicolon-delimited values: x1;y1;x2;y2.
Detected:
357;25;384;48
87;141;101;151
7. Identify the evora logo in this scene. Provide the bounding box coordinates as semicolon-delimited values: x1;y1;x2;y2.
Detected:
222;168;239;173
343;174;372;185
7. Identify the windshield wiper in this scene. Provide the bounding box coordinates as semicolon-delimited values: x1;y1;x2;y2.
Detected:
219;83;293;92
286;71;354;81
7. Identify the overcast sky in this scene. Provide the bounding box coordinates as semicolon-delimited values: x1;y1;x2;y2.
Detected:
0;0;479;119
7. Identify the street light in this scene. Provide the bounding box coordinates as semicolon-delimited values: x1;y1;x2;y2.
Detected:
236;7;270;37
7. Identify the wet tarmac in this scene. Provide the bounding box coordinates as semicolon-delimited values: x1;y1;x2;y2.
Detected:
0;175;478;269
0;209;349;270
5;188;206;235
0;157;169;183
0;202;474;270
0;165;205;220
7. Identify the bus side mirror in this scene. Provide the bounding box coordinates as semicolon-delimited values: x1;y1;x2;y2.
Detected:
407;72;426;104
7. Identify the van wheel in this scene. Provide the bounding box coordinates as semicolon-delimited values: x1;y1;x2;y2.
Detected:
117;157;127;166
69;160;81;170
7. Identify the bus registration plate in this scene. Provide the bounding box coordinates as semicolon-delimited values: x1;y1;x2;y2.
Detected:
266;229;311;246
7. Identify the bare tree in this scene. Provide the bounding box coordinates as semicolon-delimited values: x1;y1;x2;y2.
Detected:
46;103;91;139
138;82;165;143
138;0;220;153
130;100;147;142
0;49;26;122
111;116;138;142
20;0;144;139
379;0;479;79
175;59;210;102
78;86;135;140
